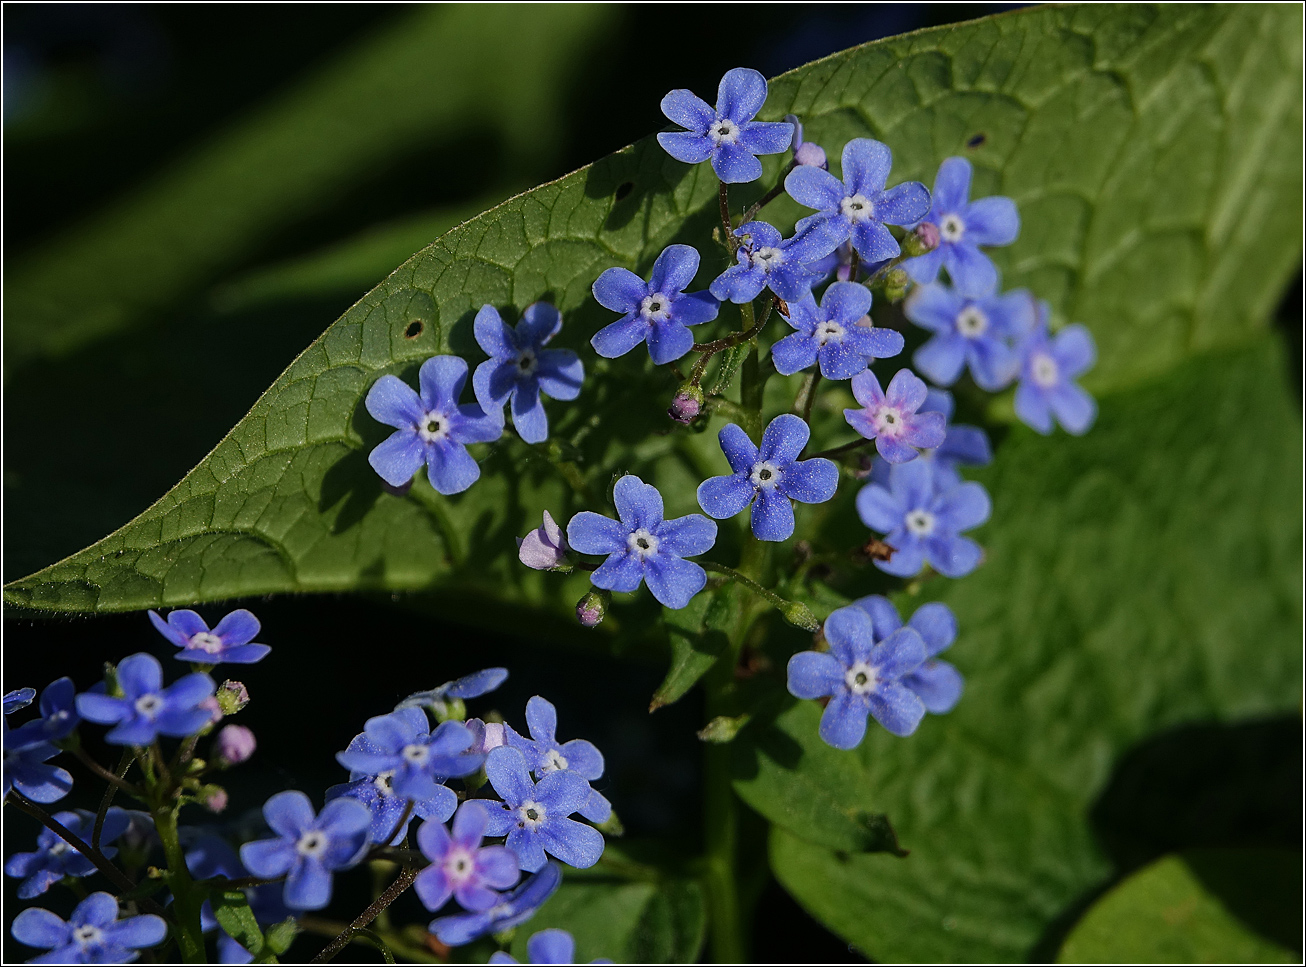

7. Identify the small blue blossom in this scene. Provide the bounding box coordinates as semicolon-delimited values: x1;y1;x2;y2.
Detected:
856;459;990;578
657;68;793;183
591;245;719;365
505;696;610;824
5;808;129;898
430;862;562;947
4;688;35;715
785;114;827;169
872;389;991;491
787;604;928;749
567;475;717;610
853;596;964;715
325;768;453;847
483;746;605;872
335;708;482;807
696;415;838;542
414;802;520;913
1014;305;1098;435
23;677;83;742
148;608;271;665
3;717;73;803
365;355;504;495
903;156;1020;297
472;303;584;445
771;281;903;380
395;668;510;717
11;892;167;964
491;929;614;965
843;368;946;464
239;791;372;911
709;220;839;305
905;281;1034;391
74;654;215;747
785;138;930;263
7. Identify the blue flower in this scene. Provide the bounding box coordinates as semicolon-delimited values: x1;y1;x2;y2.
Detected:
335;709;482;808
325;768;453;847
517;512;571;571
148;609;271;666
472;303;584;445
429;862;561;947
785;138;930;263
5;808;129;898
239;791;372;911
3;718;72;803
1014;306;1097;435
786;604;928;748
22;677;83;742
591;245;719;365
11;892;167;964
843;368;946;463
184;833;289;962
872;389;991;491
567;475;717;610
902;156;1019;297
395;668;510;718
656;68;793;184
905;281;1033;391
490;929;614;965
365;355;504;495
414;802;520;913
709;220;839;305
785;114;827;169
4;688;35;715
856;459;990;578
483;746;605;872
75;654;215;747
505;696;610;824
771;281;903;380
696;415;838;542
853;596;963;715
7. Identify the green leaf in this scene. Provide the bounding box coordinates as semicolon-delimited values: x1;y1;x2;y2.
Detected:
263;918;300;958
1057;851;1298;963
211;889;267;961
651;585;739;711
765;336;1302;962
5;5;1300;618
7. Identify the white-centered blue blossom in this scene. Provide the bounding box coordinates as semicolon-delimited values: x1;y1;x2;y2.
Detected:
657;68;793;183
473;303;583;445
1014;302;1098;435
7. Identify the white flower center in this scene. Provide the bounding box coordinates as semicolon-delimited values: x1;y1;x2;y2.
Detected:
296;830;329;858
443;846;477;884
401;743;430;766
939;213;965;243
708;117;740;144
840;193;875;222
539;748;569;775
373;770;396;796
640;294;671;322
752;246;783;269
815;320;846;346
517;799;547;830
516;349;538;376
905;510;936;536
871;405;906;437
844;661;878;696
956;305;988;338
189;631;224;654
1030;352;1060;388
134;694;164;718
73;925;103;947
49;840;71;856
628;528;660;558
418;410;451;444
749;460;783;490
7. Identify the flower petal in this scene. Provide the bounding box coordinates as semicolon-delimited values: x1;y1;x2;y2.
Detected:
649;244;700;296
849;366;885;408
943;243;998;298
964;195;1020;246
867;682;927;737
904;660;965;714
716;67;768;123
613;475;663;530
426;441;480;495
655;514;717;557
1052;324;1098;379
759;413;809;464
871;627;927;679
536;819;605;869
656;130;714;164
786;651;844;700
285;860;333;910
778;457;838;504
116;653;162;700
517;303;562;348
697;474;755;521
365;375;424;430
590;553;644;593
934;481;991;531
524;696;557;745
931;157;972;213
263;790;315;838
925;534;984;578
817;342;868;380
239;838;296;879
474;305;516;359
660;88;714;131
823;605;874;667
643;556;706;610
819;280;873;327
785;165;847;212
841;139;892;196
369;431;425;488
536;350;584;402
769;331;819;376
850;220;900;263
12;906;70;949
819;692;870;750
485;747;535;806
907;602;958;657
646;321;695;365
1049;381;1097;435
710;264;766;304
712;142;763;184
565;513;626;555
212;609;260;646
717;423;760;473
885;368;928;412
511;387;548;444
738;120;793;156
592;268;647;314
855;482;902;533
418;356;468;412
852;594;902;642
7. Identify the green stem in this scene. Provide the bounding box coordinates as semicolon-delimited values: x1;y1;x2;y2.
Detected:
154;804;207;962
93;750;135;848
739;159;797;225
703;735;743;963
807;437;871;461
700;561;819;632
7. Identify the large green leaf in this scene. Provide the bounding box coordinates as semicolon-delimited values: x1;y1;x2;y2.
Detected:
5;4;1300;617
761;336;1302;962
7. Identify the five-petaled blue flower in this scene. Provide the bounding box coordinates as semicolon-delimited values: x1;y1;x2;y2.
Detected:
853;596;964;715
5;808;129;899
785;138;930;263
149;608;271;665
75;653;215;747
872;389;991;491
21;677;83;742
429;862;561;947
335;708;482;808
505;696;610;824
483;746;605;873
472;303;584;445
787;604;928;748
591;245;719;365
657;67;793;184
11;891;167;964
709;220;839;305
414;801;520;913
3;720;72;803
567;475;717;610
491;929;614;965
365;355;504;495
696;415;838;542
239;790;372;911
903;156;1019;297
325;766;453;848
771;281;904;380
1014;305;1098;436
843;368;946;463
905;281;1034;391
857;459;990;578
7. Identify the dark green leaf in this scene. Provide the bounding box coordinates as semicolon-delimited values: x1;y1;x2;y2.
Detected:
651;585;739;711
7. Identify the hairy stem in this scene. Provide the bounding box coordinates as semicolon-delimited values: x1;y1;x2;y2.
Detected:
72;746;141;797
93;750;135;848
153;802;206;962
700;561;819;632
808;437;872;461
312;867;421;963
718;181;736;252
793;370;821;422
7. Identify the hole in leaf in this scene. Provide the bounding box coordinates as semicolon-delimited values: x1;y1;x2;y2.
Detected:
615;181;634;201
404;321;424;339
966;132;986;148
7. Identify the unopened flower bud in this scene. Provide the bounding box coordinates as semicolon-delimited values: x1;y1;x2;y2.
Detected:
880;268;911;304
905;221;939;256
216;681;249;715
464;718;507;755
576;589;610;628
517;511;571;571
199;785;228;814
785;114;828;169
214;724;256;765
697;713;752;744
668;384;704;424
